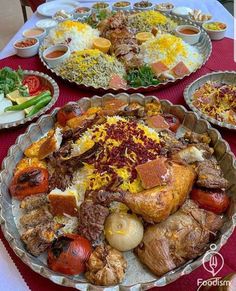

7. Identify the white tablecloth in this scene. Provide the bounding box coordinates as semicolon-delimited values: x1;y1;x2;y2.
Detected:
0;0;234;60
0;0;234;290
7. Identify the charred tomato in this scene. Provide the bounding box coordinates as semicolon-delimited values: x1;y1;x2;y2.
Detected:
161;113;180;132
47;234;92;275
10;167;49;200
57;103;82;126
190;188;229;214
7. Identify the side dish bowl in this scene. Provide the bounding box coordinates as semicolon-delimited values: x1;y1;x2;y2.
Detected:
0;93;236;290
14;38;39;58
202;21;227;40
175;24;201;44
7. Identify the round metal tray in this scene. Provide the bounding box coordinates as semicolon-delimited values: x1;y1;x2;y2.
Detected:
184;71;236;131
39;13;212;93
1;93;236;290
0;70;59;129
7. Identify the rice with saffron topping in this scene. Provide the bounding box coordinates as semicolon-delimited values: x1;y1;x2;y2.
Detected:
72;116;161;196
140;33;203;72
128;10;177;33
57;49;126;88
44;20;99;51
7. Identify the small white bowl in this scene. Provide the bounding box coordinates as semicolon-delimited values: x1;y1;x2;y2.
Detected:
175;25;201;45
91;2;110;13
73;7;91;18
112;1;131;11
154;3;174;13
202;22;227;40
133;1;153;11
14;38;39;58
36;19;58;31
23;27;46;42
43;45;70;68
172;6;193;18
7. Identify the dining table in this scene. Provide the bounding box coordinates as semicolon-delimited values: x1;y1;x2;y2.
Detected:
0;0;235;290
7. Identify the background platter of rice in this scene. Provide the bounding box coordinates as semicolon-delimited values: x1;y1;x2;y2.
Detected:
140;34;203;72
44;20;99;51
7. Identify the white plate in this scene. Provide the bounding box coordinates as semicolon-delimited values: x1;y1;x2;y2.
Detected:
37;0;79;17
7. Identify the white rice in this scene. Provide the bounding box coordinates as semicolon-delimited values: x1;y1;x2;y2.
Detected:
45;20;99;52
140;33;203;72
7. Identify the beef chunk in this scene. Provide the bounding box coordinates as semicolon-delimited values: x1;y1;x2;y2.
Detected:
21;222;61;256
196;160;228;189
20;193;48;212
20;206;53;228
78;201;109;242
184;131;211;144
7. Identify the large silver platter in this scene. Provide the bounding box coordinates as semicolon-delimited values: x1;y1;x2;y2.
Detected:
184;71;236;131
1;93;236;290
39;13;212;93
0;70;59;129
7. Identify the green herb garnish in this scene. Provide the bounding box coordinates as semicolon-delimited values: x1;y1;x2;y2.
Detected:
126;65;159;87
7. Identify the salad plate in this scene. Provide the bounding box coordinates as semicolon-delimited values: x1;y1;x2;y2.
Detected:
184;71;236;130
0;93;236;290
0;69;59;129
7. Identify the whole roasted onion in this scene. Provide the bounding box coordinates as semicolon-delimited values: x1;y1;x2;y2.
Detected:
104;212;144;251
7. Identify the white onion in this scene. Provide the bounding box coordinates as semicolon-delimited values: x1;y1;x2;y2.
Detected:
105;213;144;252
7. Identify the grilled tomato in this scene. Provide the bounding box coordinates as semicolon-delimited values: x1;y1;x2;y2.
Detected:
162;113;180;132
190;188;229;214
47;234;92;275
57;103;82;126
10;167;49;200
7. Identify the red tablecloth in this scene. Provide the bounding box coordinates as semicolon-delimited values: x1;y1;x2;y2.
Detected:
0;37;236;291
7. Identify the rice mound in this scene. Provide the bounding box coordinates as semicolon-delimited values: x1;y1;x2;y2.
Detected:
140;33;203;72
57;49;126;88
45;20;100;52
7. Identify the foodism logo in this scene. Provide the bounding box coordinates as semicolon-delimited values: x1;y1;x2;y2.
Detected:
196;244;230;290
202;244;224;277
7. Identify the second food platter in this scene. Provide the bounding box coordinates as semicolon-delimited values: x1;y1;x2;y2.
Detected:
39;10;212;93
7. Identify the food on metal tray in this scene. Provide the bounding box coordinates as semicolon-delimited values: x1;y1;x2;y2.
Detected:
192;81;236;126
104;212;144;251
41;9;204;89
10;167;49;200
48;234;92;275
85;244;127;285
135;199;224;276
9;97;230;284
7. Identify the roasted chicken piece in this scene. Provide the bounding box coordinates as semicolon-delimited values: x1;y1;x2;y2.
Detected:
124;161;196;223
85;244;127;285
135;199;224;276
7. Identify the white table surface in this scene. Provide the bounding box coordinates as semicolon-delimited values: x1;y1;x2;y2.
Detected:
0;0;234;290
0;0;234;60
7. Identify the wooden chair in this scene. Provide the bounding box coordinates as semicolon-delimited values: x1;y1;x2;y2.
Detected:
19;0;45;21
19;0;30;23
